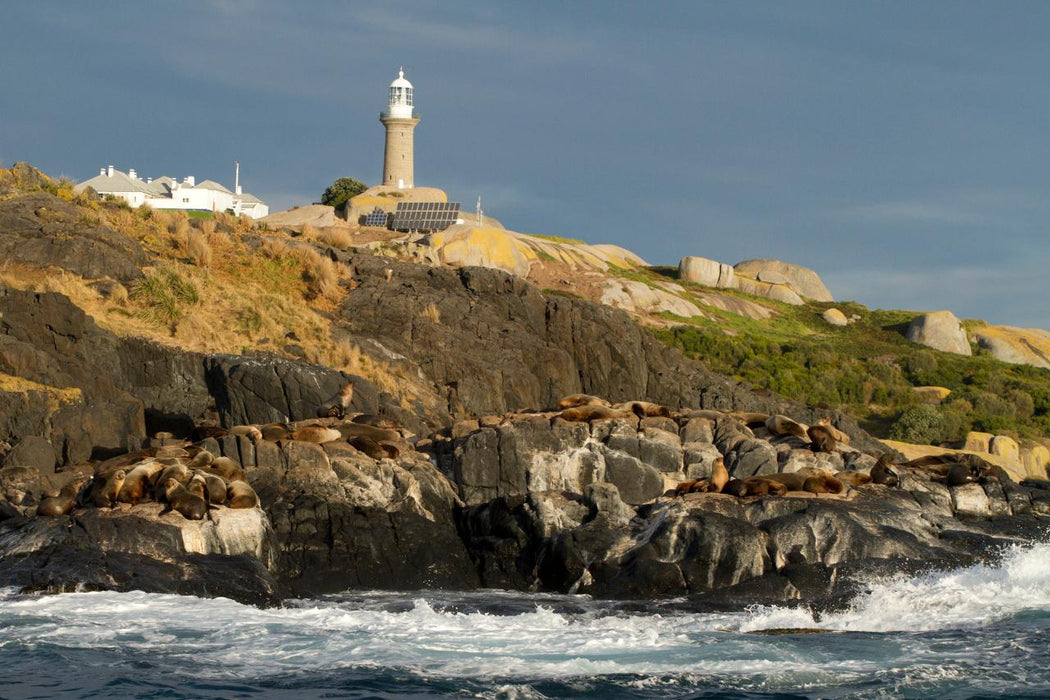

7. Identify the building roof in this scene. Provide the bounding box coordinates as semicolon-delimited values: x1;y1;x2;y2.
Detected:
76;169;153;195
194;179;232;194
236;192;262;204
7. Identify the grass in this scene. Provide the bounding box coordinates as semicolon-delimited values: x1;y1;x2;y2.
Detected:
131;267;200;333
523;233;585;245
186;210;214;220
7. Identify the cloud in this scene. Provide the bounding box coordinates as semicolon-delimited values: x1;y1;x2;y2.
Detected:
829;188;1047;227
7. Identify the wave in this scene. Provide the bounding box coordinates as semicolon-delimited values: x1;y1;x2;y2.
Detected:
0;543;1047;687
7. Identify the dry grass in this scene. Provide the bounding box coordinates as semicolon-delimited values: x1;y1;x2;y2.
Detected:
315;227;354;249
311;340;400;394
183;229;213;267
421;302;441;323
301;223;317;240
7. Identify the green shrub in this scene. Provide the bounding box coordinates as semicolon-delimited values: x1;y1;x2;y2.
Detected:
890;405;947;444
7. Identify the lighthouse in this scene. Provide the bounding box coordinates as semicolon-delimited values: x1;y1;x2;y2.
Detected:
379;68;420;189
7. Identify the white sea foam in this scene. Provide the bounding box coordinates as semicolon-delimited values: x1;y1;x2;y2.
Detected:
736;542;1050;634
0;543;1047;682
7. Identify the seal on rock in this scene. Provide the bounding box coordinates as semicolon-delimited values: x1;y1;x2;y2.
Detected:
815;417;850;446
870;454;901;487
742;476;789;496
722;479;749;497
153;463;190;502
162;478;207;520
765;415;808;440
37;476;87;517
118;461;164;505
806;425;837;453
291;425;343;444
229;425;263;442
226;480;260;509
90;469;126;508
316;379;355;419
556;394;611;410
836;470;872;487
559;405;632;422
614;401;672;418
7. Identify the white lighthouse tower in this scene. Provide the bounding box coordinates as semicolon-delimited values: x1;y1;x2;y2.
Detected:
380;67;420;189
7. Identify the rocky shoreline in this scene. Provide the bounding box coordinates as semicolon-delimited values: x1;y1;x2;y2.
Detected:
1;399;1047;609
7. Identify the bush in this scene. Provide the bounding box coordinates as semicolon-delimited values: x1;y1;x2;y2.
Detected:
889;404;947;444
321;177;367;210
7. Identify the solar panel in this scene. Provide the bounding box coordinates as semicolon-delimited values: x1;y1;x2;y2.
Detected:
363;208;390;227
390;201;460;232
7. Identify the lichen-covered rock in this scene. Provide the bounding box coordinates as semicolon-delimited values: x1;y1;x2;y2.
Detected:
678;256;737;289
733;259;834;301
822;308;848;326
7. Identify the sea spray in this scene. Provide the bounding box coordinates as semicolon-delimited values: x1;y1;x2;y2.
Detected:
0;546;1047;696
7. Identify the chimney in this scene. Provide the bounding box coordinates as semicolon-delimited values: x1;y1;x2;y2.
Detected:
107;165;114;177
99;167;106;176
146;177;153;184
235;161;242;195
184;175;195;186
128;168;137;180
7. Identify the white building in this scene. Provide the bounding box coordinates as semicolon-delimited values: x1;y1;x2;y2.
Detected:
75;164;269;219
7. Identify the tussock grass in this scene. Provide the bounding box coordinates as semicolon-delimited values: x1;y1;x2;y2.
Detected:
421;302;441;323
131;266;200;333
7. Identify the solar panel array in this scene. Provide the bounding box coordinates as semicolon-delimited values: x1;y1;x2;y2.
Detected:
363;208;390;227
391;201;460;232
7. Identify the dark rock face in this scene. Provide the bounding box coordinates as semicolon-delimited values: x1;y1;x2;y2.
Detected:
204;355;377;427
337;254;882;453
0;192;147;283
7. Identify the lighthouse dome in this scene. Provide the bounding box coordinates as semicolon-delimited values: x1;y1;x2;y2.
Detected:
389;68;413;90
386;68;414;118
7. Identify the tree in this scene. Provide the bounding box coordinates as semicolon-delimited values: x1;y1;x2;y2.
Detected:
321;177;367;210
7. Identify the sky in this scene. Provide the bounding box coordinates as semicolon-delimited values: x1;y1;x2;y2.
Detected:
3;1;1049;329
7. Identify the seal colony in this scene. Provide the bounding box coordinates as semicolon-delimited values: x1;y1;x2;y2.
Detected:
35;410;409;521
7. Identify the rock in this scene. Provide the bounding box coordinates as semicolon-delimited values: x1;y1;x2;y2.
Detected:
964;431;993;453
904;311;972;356
735;276;804;306
821;308;848;326
599;279;702;318
678;256;736;289
2;436;56;472
990;435;1020;463
733;259;834;301
1021;445;1050;479
423;226;532;278
726;438;778;477
950;483;991;517
683;442;721;479
913;386;951;404
601;447;664;505
971;325;1050;370
680;417;714;445
204;355;376;427
0;192;148;283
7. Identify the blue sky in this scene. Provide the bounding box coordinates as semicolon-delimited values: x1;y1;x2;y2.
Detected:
3;1;1049;329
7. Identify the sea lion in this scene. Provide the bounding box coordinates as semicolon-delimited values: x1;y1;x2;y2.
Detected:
672;478;712;496
228;425;263;442
835;470;872;487
211;457;247;484
337;422;401;444
316;379;355;419
710;458;730;493
614;401;672;418
815;417;850;446
37;476;87;517
349;436;388;460
765;415;808;440
259;423;291;441
291;425;342;444
189;450;214;469
351;414;402;430
559;405;632;423
802;472;845;495
162;478;207;520
226;480;260;509
200;472;228;504
722;479;749;497
729;411;770;428
118;461;164;504
192;425;228;441
153;463;190;501
763;472;808;492
556;394;611;410
945;462;983;486
743;477;789;497
870;454;901;487
90;469;126;508
186;473;208;500
807;425;837;453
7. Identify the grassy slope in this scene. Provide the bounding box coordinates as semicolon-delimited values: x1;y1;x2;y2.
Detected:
610;266;1050;445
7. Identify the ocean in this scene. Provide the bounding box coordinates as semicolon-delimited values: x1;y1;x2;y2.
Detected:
0;543;1048;699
